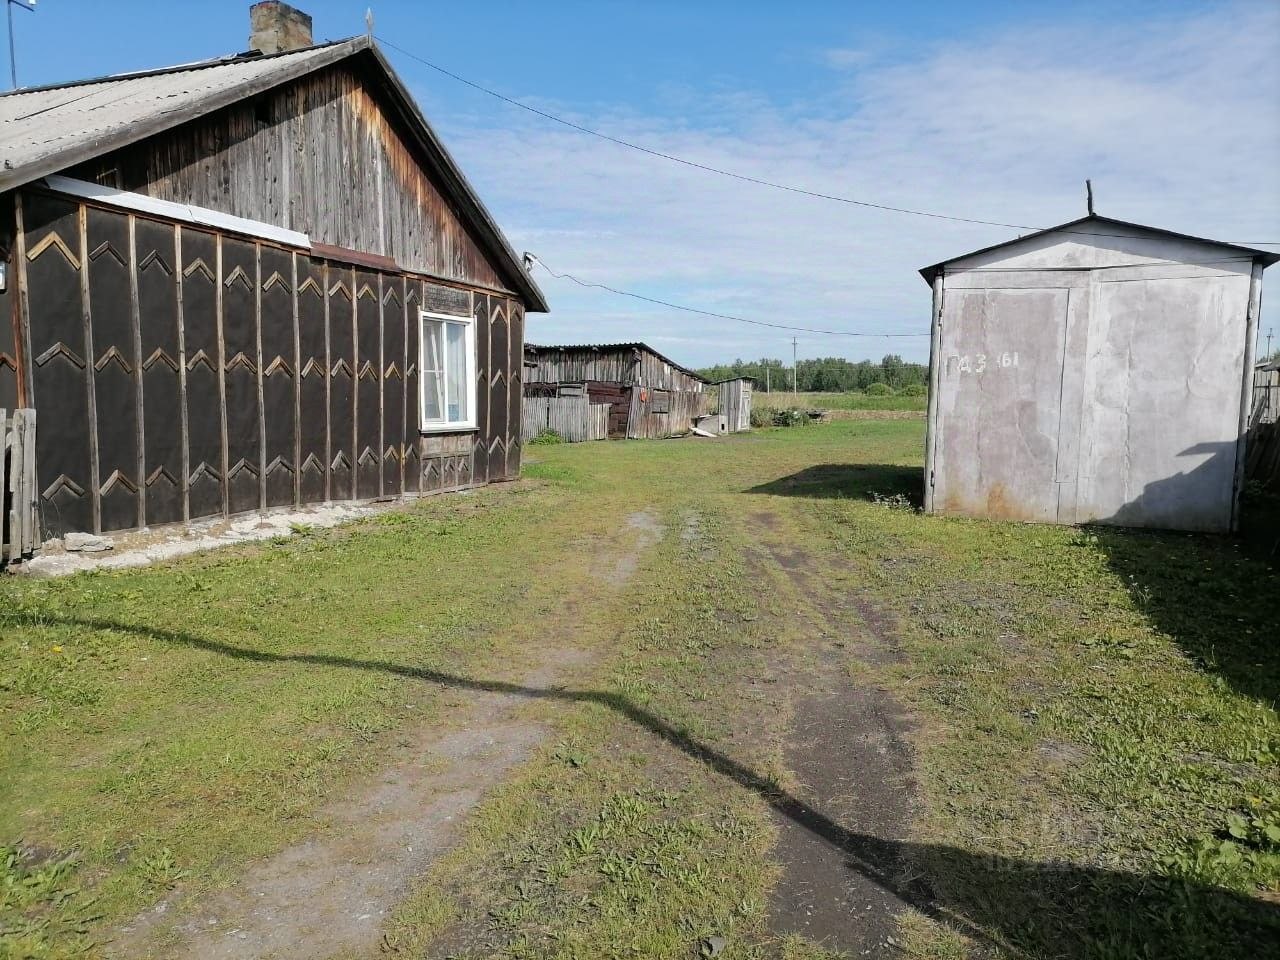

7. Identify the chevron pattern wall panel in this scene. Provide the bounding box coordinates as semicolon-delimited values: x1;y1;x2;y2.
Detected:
14;191;522;535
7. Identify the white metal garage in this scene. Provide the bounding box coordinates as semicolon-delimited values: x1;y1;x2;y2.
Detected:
920;215;1277;533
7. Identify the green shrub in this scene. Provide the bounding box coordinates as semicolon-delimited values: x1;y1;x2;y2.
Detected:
748;406;771;429
529;429;564;445
771;408;811;428
902;383;927;397
864;382;895;396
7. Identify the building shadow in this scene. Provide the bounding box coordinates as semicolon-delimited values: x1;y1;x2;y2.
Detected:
5;610;1275;958
1088;441;1280;706
746;463;923;505
1090;523;1280;707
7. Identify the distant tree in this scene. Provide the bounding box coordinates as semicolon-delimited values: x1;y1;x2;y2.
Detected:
695;353;929;393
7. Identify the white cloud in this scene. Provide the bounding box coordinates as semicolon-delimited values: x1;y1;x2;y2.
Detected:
417;2;1280;367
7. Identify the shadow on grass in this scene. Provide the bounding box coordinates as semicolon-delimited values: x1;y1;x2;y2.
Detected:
746;463;923;505
1092;524;1280;708
6;610;1277;957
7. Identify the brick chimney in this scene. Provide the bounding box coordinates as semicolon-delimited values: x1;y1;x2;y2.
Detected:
248;2;314;54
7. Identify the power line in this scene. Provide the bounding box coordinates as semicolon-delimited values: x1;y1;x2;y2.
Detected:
526;256;929;338
377;37;1280;248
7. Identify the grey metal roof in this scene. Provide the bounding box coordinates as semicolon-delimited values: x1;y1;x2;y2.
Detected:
0;37;548;312
0;41;358;190
919;214;1280;286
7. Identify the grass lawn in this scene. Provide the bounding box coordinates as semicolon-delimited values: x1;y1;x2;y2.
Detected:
2;420;1277;959
753;391;927;414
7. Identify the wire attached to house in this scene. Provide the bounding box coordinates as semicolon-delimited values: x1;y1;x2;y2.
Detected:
376;37;1280;248
525;255;930;338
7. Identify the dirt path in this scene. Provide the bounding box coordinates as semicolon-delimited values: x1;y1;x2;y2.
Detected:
749;508;927;956
113;510;665;960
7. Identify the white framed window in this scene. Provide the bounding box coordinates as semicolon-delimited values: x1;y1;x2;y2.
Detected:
419;310;477;432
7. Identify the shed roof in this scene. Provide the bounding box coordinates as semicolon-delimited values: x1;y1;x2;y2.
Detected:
0;37;547;311
525;342;706;382
919;214;1280;286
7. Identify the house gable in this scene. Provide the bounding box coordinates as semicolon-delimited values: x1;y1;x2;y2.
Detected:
62;58;519;297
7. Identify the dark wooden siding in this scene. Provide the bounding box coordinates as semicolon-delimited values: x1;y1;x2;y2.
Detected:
524;345;705;394
524;344;707;439
66;64;513;296
13;190;525;536
586;382;631;438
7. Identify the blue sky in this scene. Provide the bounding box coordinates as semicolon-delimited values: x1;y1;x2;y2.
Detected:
8;1;1280;366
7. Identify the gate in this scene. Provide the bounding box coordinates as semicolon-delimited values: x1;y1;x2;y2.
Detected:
2;408;38;565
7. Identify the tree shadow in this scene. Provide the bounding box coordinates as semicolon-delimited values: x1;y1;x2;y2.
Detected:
6;611;1276;957
1090;523;1280;707
746;463;923;505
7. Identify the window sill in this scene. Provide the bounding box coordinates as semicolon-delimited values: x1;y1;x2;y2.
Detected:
419;424;477;435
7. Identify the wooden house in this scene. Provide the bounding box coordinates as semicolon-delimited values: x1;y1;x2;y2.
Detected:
523;342;708;439
0;2;546;542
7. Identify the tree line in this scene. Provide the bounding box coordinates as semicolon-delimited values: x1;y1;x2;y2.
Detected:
696;355;929;393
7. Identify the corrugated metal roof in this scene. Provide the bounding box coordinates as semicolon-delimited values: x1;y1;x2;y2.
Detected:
0;37;548;312
0;41;359;190
525;342;706;381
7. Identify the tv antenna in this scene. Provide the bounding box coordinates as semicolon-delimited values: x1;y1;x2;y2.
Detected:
5;0;35;90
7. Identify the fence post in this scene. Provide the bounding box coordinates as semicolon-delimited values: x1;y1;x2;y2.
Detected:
2;408;39;566
1;408;8;564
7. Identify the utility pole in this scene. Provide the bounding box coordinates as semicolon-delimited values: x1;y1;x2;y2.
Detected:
5;0;35;90
1267;328;1274;358
765;362;770;393
791;337;798;395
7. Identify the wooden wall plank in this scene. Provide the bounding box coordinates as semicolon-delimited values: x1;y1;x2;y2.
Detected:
70;64;515;296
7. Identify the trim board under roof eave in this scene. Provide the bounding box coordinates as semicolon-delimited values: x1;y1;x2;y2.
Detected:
41;174;312;249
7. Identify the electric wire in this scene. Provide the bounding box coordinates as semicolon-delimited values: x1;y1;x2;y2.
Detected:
529;257;930;338
377;37;1280;248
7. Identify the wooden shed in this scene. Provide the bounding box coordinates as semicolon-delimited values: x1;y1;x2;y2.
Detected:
920;214;1276;533
523;342;708;439
0;3;547;543
712;378;753;433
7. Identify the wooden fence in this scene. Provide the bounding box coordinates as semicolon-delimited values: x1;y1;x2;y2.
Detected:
2;409;38;566
1246;421;1280;492
522;397;609;443
1253;366;1279;425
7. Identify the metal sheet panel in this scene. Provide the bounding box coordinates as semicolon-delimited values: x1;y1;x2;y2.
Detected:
221;236;260;515
260;245;296;508
23;193;93;537
933;287;1070;522
85;205;140;532
180;228;224;520
404;280;422;493
1076;273;1251;532
354;272;381;500
381;278;405;497
296;257;327;504
136;217;183;525
327;270;354;500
